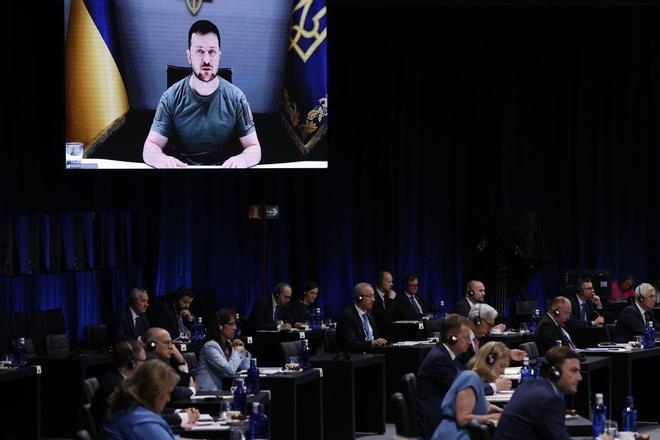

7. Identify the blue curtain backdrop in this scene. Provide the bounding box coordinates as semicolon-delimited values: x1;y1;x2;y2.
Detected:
2;1;660;337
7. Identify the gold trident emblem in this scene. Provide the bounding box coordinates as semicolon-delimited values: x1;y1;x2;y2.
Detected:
186;0;202;15
290;0;327;63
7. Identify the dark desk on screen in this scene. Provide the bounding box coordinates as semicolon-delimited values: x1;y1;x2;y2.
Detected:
570;355;611;419
250;329;324;366
30;351;113;436
0;366;41;439
311;353;385;439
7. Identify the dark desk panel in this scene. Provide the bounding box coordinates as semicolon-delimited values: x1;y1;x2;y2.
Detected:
569;356;611;419
311;353;385;439
250;330;325;367
482;332;534;348
0;366;41;439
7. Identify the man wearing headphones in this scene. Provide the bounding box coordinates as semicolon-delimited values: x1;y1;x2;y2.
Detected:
150;286;196;341
534;296;578;356
453;280;487;317
416;314;472;439
336;283;389;352
112;287;151;343
494;346;585;440
249;282;293;331
567;277;605;328
143;327;197;396
372;271;397;337
613;283;659;342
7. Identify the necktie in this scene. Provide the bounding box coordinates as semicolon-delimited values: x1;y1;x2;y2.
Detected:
561;328;577;350
361;313;374;341
134;316;142;336
410;295;423;315
273;306;281;324
580;302;587;321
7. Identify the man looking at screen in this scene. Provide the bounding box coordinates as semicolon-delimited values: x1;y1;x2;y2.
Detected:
143;20;261;168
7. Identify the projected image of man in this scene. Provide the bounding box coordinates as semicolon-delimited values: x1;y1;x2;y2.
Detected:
143;20;261;168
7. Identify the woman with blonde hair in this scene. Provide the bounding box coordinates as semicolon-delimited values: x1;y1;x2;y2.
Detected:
431;341;509;440
103;359;180;439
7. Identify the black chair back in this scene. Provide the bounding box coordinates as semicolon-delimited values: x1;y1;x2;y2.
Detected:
166;65;233;88
45;333;70;356
518;341;539;360
400;373;419;437
182;351;198;376
79;403;97;440
84;324;108;351
466;419;492;440
390;392;412;438
323;328;337;353
280;340;302;364
82;377;100;405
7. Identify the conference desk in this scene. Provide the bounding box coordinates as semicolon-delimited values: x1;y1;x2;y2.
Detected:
0;366;41;439
169;390;271;416
29;351;114;436
387;321;427;342
311;353;386;439
482;331;534;348
249;329;325;367
569;355;611;419
70;158;328;169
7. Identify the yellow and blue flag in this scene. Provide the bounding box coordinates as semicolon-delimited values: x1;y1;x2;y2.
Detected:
65;0;129;156
281;0;328;154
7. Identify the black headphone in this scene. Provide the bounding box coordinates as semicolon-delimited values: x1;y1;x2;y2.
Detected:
540;357;562;380
145;339;157;352
636;285;645;302
218;313;231;330
468;288;475;297
445;334;459;345
355;293;364;303
553;308;561;317
473;305;482;327
486;342;496;365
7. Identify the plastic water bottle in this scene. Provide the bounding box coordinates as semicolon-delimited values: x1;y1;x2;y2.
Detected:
621;395;637;432
233;378;247;415
436;300;447;320
528;309;540;333
593;393;607;437
192;317;204;341
249;402;269;439
13;337;27;368
299;339;311;371
520;357;532;383
246;358;260;394
235;313;242;338
643;320;655;348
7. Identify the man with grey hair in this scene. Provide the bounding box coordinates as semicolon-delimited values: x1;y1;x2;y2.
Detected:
336;282;389;352
613;283;660;342
112;287;151;343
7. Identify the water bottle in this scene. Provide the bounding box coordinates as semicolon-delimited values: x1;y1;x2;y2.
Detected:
436;300;447;320
528;309;540;333
621;395;637;432
520;357;532;383
235;313;242;338
249;402;269;439
592;393;607;437
643;320;655;348
299;339;311;371
233;378;247;415
193;317;203;341
13;337;27;368
246;358;260;394
555;339;563;347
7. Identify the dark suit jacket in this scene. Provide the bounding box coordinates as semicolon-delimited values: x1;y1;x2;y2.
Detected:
416;343;465;440
494;377;570;440
372;290;396;336
336;304;380;353
112;307;150;343
451;297;472;317
393;293;432;321
534;314;575;356
249;295;292;331
613;304;660;342
566;295;600;328
150;293;192;340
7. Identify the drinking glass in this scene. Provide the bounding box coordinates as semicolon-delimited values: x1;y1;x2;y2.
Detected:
604;420;618;438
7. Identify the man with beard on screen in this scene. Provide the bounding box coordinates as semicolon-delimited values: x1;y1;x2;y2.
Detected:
143;20;261;168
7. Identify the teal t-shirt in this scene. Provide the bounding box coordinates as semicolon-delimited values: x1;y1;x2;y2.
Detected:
151;76;256;164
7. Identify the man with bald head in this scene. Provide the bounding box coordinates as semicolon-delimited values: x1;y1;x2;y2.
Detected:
453;280;487;317
613;283;660;342
143;327;196;392
336;282;389;352
534;296;577;356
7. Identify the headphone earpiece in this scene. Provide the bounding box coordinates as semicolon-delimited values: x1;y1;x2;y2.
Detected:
468;289;475;297
446;334;459;345
355;294;364;303
145;340;157;352
473;305;482;327
486;344;496;365
636;286;645;302
553;308;561;317
549;365;562;380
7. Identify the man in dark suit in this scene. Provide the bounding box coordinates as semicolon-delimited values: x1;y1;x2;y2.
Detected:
613;283;660;342
112;287;151;343
494;347;584;440
150;286;195;340
452;280;487;317
535;296;578;356
91;340;199;433
416;314;472;439
372;271;397;337
143;327;196;391
248;282;294;331
393;273;433;321
567;277;605;328
336;283;389;352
